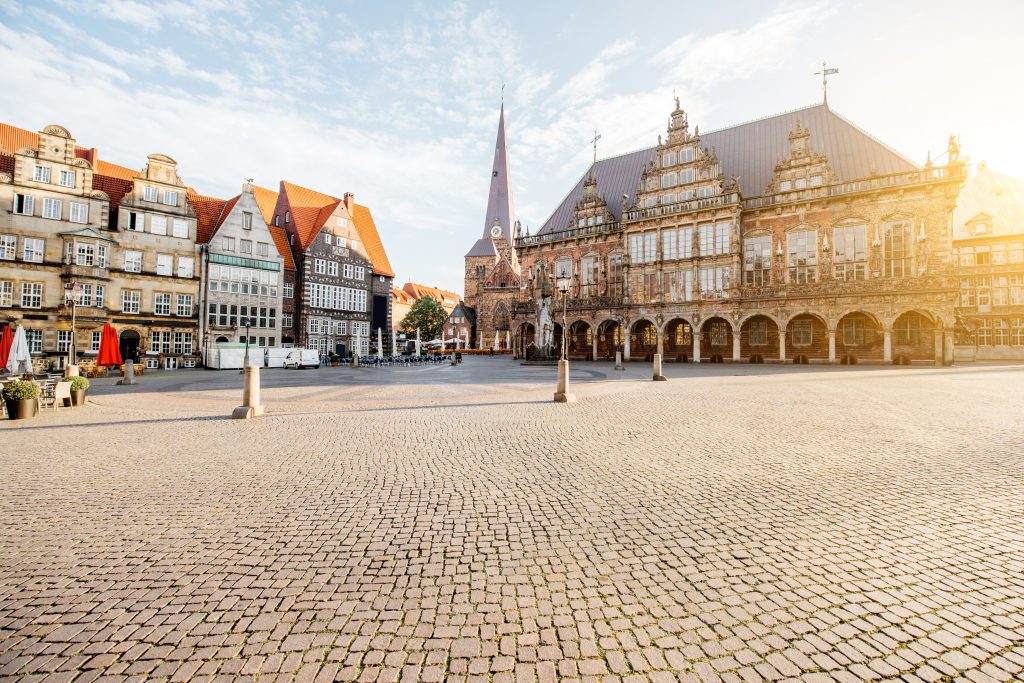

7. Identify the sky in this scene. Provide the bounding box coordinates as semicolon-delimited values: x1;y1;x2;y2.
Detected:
1;0;1021;294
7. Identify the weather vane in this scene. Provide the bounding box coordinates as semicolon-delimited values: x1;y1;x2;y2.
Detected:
815;61;839;105
590;130;602;164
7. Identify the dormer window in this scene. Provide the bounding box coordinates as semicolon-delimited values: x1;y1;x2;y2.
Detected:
242;212;253;230
661;172;677;188
59;169;75;187
779;180;792;192
285;211;290;224
680;148;694;163
974;222;990;235
810;175;823;187
336;217;348;227
144;186;158;202
595;215;603;224
578;218;585;227
795;178;807;190
662;152;676;167
680;168;695;184
33;165;50;183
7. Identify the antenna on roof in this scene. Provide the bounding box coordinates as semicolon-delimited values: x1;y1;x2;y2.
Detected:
815;61;839;106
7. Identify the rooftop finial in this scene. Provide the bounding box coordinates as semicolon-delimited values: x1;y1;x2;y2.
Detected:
815;61;839;106
590;130;602;164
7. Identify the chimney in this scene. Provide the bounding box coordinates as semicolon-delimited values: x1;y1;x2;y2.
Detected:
344;192;354;211
84;147;99;167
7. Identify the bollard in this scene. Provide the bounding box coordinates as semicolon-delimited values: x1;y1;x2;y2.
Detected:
653;353;667;381
553;358;577;403
232;365;265;419
66;365;80;377
117;361;136;385
614;350;624;371
352;354;360;368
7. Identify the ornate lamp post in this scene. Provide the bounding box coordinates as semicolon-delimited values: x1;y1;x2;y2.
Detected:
233;316;264;420
241;316;256;371
553;266;575;403
63;281;82;374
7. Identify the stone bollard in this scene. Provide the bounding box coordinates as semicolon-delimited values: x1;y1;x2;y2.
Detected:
653;353;667;381
553;358;577;403
232;365;265;419
614;350;624;371
117;361;136;385
352;354;360;368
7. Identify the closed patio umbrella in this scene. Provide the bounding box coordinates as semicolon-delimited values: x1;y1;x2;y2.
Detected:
6;325;32;375
0;325;12;370
96;323;122;367
377;327;383;359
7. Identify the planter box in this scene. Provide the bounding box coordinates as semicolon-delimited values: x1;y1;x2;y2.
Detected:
71;390;87;407
5;398;37;420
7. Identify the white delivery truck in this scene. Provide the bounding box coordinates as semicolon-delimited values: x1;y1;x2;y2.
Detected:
283;349;320;369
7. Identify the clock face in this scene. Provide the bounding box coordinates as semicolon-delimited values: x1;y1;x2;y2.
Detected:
490;225;502;238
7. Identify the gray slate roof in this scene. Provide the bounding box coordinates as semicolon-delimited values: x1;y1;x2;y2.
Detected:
536;103;917;235
467;104;517;257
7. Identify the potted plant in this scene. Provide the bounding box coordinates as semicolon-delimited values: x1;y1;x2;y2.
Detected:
328;353;340;367
62;375;90;406
3;380;40;420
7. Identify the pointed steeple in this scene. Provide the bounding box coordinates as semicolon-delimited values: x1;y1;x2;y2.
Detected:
482;103;516;241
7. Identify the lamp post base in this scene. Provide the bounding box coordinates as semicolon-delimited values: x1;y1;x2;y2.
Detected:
117;362;136;385
232;366;264;419
614;350;624;371
653;353;667;381
553;358;576;403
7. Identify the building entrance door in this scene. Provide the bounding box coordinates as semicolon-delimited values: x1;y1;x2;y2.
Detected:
119;330;140;363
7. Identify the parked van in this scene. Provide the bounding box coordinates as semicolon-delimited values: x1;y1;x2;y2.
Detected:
283;349;320;369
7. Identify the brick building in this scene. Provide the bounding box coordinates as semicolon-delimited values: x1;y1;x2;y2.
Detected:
952;164;1024;359
463;104;522;350
512;100;965;364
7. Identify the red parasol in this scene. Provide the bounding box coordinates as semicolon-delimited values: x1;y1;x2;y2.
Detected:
0;325;11;370
96;323;123;367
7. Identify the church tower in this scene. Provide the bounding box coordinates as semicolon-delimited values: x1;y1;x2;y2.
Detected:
463;103;523;349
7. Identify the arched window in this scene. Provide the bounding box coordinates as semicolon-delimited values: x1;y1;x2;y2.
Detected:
884;220;913;277
894;315;922;345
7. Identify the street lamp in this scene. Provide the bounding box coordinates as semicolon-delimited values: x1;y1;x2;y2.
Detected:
240;316;256;371
63;281;81;372
553;266;575;403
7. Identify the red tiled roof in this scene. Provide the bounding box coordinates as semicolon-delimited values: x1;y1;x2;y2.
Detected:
280;180;339;250
95;158;138;181
0;122;39;154
187;188;229;244
402;282;459;303
92;173;134;210
269;225;295;271
252;185;279;225
351;203;394;278
391;287;414;303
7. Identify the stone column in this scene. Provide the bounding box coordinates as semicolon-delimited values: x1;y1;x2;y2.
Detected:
692;327;701;363
828;330;836;363
656;328;664;356
883;329;893;362
780;328;788;362
591;330;598;361
653;353;667;381
732;328;741;362
933;330;943;363
624;331;631;362
943;329;955;366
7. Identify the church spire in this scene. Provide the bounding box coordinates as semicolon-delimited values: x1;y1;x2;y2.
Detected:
482;103;516;242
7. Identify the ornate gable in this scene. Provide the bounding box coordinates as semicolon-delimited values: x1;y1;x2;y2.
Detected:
764;120;838;196
485;254;522;289
569;173;614;229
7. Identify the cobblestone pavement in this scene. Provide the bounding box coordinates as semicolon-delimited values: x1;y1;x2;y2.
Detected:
2;359;1023;683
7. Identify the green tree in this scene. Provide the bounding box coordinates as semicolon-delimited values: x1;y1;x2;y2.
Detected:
399;296;448;341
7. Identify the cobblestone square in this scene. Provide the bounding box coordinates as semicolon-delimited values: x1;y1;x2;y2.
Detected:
2;360;1023;682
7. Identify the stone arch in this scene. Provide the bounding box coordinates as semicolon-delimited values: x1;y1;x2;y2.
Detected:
595;319;622;360
699;315;733;363
891;310;938;364
568;320;593;358
740;314;780;363
835;311;884;363
515;321;536;359
629;318;658;360
43;124;72;138
118;328;142;363
785;313;830;363
493;301;510;331
663;316;694;362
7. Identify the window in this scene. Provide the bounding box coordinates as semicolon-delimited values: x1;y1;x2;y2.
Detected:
841;318;865;346
128;211;144;231
960;278;975;307
710;321;728;346
749;320;768;346
337;237;347;248
833;224;867;281
662;152;676;167
70;202;88;224
59;169;75;187
151;331;171;354
0;280;11;307
663;270;693;302
151;216;167;235
122;251;143;274
156;254;173;276
324;233;332;245
154;293;171;315
743;235;771;286
221;236;235;252
679;148;694;163
172;219;188;238
315;259;326;274
329;261;339;277
257;242;269;257
173;332;193;354
283;282;293;298
75;242;95;265
698;222;730;257
282;313;293;329
21;283;43;308
662;230;677;261
787;230;817;283
699;266;729;298
95;285;105;308
1011;318;1024;346
90;331;101;352
579;256;597;296
177;257;194;278
26;330;42;353
795;178;807;190
628;233;657;263
34;165;51;182
14;194;35;215
144;187;158;202
680;168;695;184
791;319;812;347
354;266;364;280
894;315;921;346
309;318;321;334
0;235;15;260
240;239;252;254
779;180;792;192
122;290;140;313
608;253;623;296
993;319;1010;346
343;263;353;278
162;190;178;206
697;186;715;198
810;175;823;187
884;221;913;277
243;212;253;230
661;173;677;188
42;197;62;219
23;238;44;263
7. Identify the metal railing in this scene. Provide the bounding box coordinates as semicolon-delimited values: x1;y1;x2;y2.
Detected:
515;221;622;248
624;192;740;222
743;167;955;210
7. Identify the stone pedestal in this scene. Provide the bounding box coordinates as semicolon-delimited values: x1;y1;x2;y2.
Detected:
117;361;136;385
553;359;576;403
66;365;79;377
614;350;624;371
653;353;667;381
232;366;265;419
